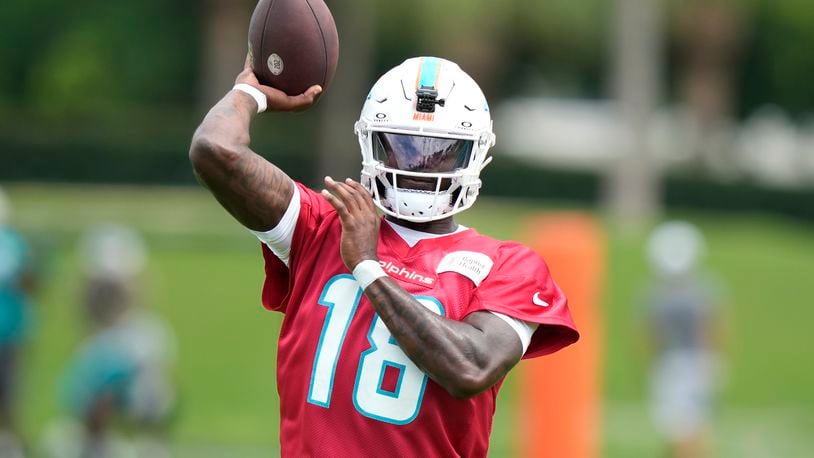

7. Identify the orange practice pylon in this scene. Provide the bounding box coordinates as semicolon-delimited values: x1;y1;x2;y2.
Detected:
518;213;605;458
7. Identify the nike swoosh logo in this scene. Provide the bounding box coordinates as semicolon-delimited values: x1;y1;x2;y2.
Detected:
532;292;550;307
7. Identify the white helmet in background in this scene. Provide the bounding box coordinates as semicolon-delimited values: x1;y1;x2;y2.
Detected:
647;221;706;277
80;224;147;281
355;57;496;222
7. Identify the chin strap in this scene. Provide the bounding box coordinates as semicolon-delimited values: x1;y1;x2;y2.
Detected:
385;187;453;220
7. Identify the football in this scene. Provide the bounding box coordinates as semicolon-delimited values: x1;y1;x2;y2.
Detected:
248;0;339;96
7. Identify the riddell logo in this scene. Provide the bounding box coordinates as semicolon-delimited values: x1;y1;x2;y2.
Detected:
379;260;435;287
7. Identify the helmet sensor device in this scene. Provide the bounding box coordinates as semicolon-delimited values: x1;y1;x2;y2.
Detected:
356;57;496;222
416;87;445;113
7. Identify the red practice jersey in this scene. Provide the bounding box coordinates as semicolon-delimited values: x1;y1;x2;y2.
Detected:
260;183;579;457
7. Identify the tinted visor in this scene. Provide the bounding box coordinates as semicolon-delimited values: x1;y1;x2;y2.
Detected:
373;132;473;173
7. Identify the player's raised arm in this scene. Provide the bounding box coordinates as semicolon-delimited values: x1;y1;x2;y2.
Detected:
188;59;322;231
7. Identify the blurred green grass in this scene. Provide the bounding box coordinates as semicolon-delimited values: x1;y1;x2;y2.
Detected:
6;183;814;457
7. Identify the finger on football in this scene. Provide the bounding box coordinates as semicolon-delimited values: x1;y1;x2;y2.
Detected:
257;85;287;104
290;86;323;111
259;84;322;112
235;66;256;85
305;85;323;97
244;53;252;70
261;86;319;112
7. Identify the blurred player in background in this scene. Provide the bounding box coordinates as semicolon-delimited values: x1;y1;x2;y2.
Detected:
0;187;38;458
41;225;175;458
189;56;579;456
644;221;725;458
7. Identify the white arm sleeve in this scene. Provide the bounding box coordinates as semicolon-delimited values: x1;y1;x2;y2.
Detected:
248;185;301;267
489;312;539;355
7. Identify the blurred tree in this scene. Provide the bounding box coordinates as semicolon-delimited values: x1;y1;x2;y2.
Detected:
1;0;814;118
199;0;252;110
676;0;744;128
3;0;814;193
371;0;606;99
506;0;606;98
736;0;814;117
606;0;665;227
315;0;376;183
385;0;513;96
22;0;199;116
671;0;745;175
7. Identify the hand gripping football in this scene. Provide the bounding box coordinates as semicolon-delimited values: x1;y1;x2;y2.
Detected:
248;0;340;96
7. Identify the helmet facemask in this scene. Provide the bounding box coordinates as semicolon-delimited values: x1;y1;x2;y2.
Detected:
357;127;492;222
355;57;495;223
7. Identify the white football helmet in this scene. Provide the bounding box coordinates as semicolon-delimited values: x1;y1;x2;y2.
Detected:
80;224;147;281
647;221;706;277
355;57;496;222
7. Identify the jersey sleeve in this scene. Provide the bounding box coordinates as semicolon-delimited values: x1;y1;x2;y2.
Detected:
250;185;301;266
260;182;335;313
471;244;579;359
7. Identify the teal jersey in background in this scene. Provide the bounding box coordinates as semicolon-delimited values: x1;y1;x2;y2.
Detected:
0;226;33;344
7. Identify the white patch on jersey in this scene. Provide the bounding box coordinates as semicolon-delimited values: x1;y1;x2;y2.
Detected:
435;251;494;286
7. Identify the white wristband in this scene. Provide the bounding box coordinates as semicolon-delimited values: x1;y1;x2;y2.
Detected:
352;260;387;290
232;83;267;113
